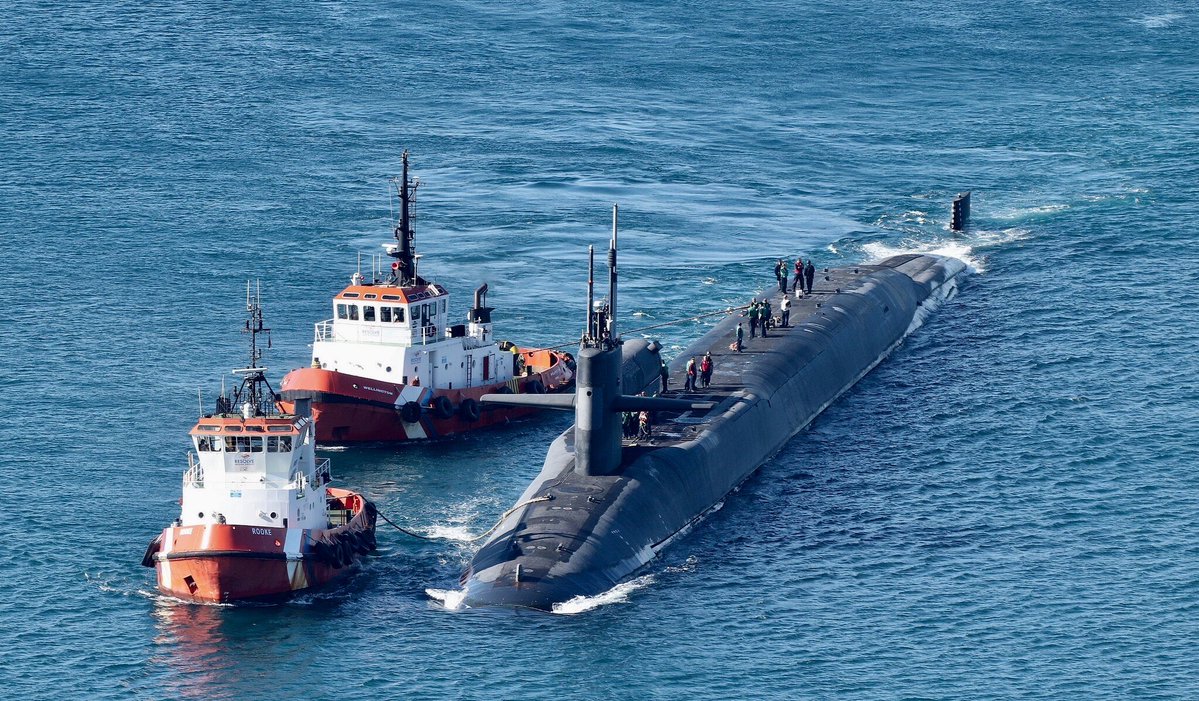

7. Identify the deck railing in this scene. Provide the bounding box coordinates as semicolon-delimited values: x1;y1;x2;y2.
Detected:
291;458;332;493
183;453;204;488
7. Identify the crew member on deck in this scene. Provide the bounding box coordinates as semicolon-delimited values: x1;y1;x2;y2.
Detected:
780;296;791;327
793;258;804;294
684;356;698;393
659;360;669;394
804;259;816;294
700;352;713;388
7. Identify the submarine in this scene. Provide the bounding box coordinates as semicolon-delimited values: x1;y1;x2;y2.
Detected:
461;206;967;610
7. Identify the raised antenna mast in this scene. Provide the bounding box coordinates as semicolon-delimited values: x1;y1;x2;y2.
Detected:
229;280;279;417
388;149;421;286
585;245;595;343
608;204;618;342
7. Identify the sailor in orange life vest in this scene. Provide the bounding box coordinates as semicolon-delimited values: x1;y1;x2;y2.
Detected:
700;351;713;388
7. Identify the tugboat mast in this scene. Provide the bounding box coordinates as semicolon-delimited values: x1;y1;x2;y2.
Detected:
222;281;279;418
389;150;422;286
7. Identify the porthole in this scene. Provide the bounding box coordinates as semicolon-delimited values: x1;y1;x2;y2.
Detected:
198;512;205;518
386;366;392;372
270;512;277;519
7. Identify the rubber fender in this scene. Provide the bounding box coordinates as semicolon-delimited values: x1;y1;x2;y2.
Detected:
430;395;454;419
363;531;378;552
140;534;162;568
399;401;422;423
351;531;372;555
335;536;353;567
314;540;339;568
497;385;513;394
459;398;481;422
526;379;545;394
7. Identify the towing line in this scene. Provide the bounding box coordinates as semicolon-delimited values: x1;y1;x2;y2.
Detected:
378;495;555;543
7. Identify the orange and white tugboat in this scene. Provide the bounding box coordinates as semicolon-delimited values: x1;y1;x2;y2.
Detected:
142;286;378;604
279;151;575;443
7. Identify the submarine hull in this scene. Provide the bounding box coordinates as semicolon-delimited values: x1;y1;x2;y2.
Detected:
461;254;966;610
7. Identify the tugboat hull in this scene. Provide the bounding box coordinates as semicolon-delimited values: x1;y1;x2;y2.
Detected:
280;352;574;443
151;489;377;604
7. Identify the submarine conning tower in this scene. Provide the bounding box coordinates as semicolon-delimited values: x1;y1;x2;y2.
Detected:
462;209;968;612
480;204;713;477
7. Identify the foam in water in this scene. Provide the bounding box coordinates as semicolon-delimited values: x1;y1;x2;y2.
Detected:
425;524;479;542
426;588;467;610
861;240;984;274
551;575;656;615
1131;13;1182;29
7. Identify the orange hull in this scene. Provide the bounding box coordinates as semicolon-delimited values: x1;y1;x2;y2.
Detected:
280;349;574;443
150;489;376;604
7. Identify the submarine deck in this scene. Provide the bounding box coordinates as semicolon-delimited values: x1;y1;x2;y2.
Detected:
624;263;886;457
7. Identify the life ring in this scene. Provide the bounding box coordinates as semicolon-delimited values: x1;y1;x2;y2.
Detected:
430;395;454;419
399;401;422;423
459;398;481;422
526;379;545;394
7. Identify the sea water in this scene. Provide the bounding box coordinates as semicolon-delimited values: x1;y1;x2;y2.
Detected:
3;2;1198;699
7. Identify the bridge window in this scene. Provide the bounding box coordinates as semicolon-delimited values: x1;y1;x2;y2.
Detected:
337;304;348;319
348;305;359;321
224;436;264;452
197;436;220;451
364;305;376;322
380;307;391;322
441;299;446;314
267;436;293;452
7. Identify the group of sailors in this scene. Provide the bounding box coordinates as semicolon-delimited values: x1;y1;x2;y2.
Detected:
732;256;819;352
630;256;820;440
776;257;816;295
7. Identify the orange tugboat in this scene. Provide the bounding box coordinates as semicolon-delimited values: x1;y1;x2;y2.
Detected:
142;286;377;603
279;152;575;443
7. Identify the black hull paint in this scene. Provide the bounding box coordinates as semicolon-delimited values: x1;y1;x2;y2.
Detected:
461;254;966;610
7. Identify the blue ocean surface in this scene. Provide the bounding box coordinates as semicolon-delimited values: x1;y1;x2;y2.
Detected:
3;2;1198;699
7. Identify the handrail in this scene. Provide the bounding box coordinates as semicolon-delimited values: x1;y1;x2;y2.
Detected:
289;458;332;492
183;453;204;488
314;319;335;343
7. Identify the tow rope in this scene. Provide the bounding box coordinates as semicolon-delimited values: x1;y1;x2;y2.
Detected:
377;495;555;543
